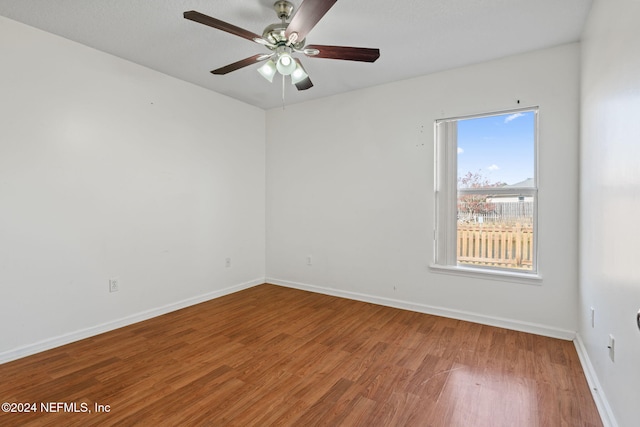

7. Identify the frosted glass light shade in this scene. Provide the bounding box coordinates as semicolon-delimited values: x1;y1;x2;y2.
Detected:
276;53;296;75
290;61;309;84
257;60;277;82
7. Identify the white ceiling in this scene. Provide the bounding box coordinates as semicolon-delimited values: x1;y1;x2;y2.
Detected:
0;0;593;110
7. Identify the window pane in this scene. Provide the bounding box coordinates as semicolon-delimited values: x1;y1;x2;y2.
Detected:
455;111;536;272
457;112;535;188
457;192;534;271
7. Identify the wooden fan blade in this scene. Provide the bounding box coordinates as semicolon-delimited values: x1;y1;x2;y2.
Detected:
211;54;268;75
295;77;314;91
285;0;337;42
184;11;262;43
304;44;380;62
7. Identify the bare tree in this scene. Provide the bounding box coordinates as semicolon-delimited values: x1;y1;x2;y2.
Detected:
457;170;506;222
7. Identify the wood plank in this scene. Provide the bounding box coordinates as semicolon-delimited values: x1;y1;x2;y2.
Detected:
0;284;602;426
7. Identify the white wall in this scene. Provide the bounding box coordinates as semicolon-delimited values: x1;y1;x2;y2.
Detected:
3;8;634;424
266;43;580;338
0;17;266;361
579;1;640;426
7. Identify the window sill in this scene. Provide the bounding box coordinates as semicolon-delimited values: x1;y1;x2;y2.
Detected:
429;264;542;286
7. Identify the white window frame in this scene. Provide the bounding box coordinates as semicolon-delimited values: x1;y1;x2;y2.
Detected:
432;107;541;282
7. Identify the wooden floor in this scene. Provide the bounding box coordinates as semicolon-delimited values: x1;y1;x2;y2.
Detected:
0;284;601;426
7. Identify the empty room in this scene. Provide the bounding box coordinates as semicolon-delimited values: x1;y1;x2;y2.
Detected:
0;0;638;426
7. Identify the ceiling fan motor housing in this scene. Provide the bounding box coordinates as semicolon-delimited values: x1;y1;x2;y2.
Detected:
262;1;305;49
261;23;305;49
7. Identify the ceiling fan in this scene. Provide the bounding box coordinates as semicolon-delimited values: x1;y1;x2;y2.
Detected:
184;0;380;91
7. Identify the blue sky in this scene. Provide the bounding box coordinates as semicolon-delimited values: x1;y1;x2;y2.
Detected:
457;111;535;186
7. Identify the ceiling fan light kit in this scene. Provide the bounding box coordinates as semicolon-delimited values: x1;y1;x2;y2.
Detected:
183;0;380;93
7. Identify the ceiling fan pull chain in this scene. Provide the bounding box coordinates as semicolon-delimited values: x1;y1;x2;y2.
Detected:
282;73;286;109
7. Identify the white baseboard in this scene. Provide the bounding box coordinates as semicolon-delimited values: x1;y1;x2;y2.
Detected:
266;278;576;340
574;333;618;427
0;278;264;365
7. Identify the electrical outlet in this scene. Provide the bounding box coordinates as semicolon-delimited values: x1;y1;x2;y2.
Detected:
306;255;312;266
608;334;615;362
590;307;595;328
225;257;231;268
109;278;119;293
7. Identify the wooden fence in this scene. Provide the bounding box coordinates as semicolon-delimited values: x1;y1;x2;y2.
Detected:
458;201;534;224
457;223;533;270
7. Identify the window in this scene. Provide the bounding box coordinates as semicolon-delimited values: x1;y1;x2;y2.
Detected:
434;108;538;276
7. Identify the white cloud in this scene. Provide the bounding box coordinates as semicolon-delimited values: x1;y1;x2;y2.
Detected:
504;112;524;123
488;164;499;171
457;147;464;154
